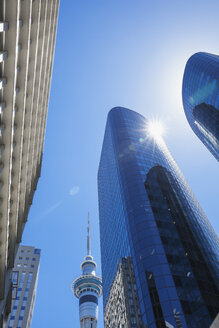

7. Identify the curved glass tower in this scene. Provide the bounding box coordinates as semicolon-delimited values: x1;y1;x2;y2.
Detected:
98;107;219;328
72;215;102;328
182;52;219;160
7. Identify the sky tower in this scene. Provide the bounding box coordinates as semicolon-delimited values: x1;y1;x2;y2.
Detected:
72;214;102;328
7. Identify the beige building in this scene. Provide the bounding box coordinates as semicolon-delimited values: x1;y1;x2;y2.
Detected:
0;1;59;326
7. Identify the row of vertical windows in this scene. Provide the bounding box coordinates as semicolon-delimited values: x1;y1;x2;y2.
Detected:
8;272;26;327
18;257;36;261
145;165;219;327
145;271;166;327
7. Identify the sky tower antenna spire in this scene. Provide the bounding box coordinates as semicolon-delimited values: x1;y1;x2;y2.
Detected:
72;213;102;328
87;212;91;256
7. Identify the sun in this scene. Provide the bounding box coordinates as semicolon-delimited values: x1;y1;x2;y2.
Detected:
147;121;164;140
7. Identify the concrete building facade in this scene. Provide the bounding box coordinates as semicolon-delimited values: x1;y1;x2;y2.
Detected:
104;257;143;328
7;246;41;328
0;1;59;325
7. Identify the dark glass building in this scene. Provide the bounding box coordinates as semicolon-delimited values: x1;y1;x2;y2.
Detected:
98;107;219;328
182;52;219;160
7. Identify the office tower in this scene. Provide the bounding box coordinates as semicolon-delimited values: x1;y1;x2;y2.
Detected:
182;52;219;160
7;245;41;328
104;257;143;328
72;216;102;328
0;0;59;325
210;314;219;328
98;107;219;328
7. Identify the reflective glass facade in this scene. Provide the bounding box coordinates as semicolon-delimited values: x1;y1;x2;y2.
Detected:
182;52;219;160
7;246;40;328
98;107;219;328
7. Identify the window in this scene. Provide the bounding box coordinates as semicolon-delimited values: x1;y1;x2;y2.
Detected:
79;295;98;305
12;271;19;284
20;309;25;316
146;271;165;325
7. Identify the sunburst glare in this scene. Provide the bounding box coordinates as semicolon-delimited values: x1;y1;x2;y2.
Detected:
147;121;165;140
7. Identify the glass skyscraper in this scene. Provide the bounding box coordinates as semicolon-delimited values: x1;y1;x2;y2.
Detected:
98;107;219;328
182;52;219;160
7;246;41;328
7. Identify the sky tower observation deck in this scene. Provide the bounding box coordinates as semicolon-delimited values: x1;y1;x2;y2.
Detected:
71;215;102;328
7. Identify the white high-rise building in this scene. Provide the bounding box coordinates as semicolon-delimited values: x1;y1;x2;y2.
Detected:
0;1;59;325
72;215;102;328
7;246;41;328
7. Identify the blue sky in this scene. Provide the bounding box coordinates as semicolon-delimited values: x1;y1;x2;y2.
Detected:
22;1;219;327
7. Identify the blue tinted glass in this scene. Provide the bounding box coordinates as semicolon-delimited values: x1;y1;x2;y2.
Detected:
182;52;219;160
98;107;219;327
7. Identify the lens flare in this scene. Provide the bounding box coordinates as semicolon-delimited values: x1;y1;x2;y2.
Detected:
147;121;164;140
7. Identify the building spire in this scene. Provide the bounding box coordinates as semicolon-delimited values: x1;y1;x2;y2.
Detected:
87;212;91;255
72;212;102;328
